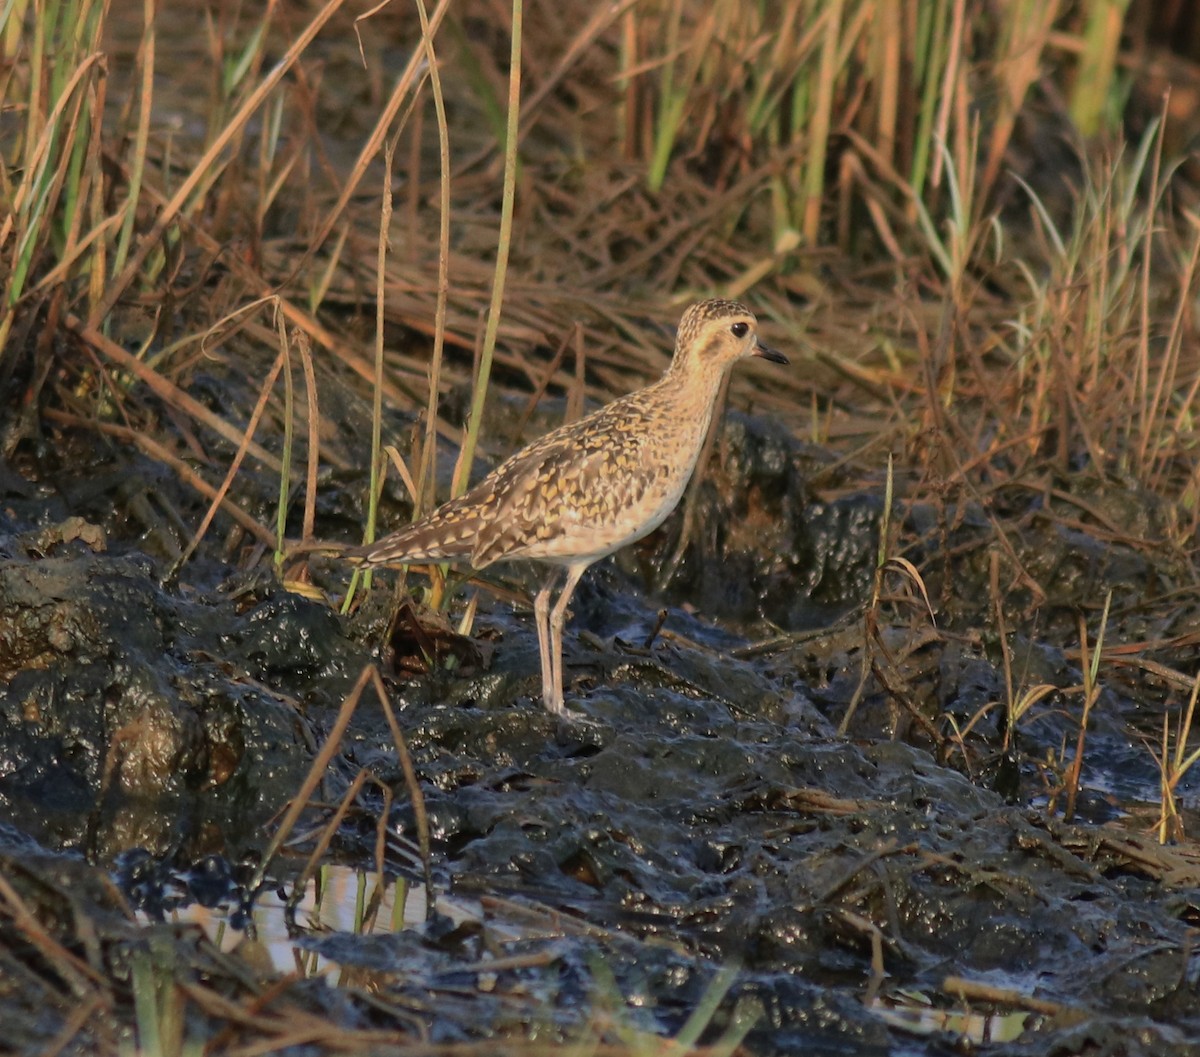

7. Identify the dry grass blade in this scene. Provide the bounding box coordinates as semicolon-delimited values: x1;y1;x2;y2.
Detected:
517;0;641;138
65;312;284;473
36;994;108;1057
942;974;1069;1018
451;0;524;499
285;769;373;916
247;664;377;897
40;408;277;548
801;0;844;244
0;872;107;993
291;0;453;290
979;0;1060;202
366;137;396;556
166;346;285;581
412;0;452;523
295;327;320;546
1063;591;1111;822
88;0;353;326
1069;0;1130;137
246;664;433;924
1150;672;1200;843
110;0;155;280
370;667;435;918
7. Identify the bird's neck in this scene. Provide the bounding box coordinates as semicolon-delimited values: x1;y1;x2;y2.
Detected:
648;360;729;441
661;357;728;404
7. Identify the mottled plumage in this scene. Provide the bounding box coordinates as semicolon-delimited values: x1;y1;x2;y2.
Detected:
349;298;787;714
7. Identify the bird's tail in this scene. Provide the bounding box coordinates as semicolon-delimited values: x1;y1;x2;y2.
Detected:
343;503;484;568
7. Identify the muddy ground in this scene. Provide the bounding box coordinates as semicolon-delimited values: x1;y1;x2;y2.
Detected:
2;350;1199;1055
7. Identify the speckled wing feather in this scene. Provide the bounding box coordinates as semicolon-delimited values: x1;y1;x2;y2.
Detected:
345;414;621;569
470;443;616;566
470;395;682;566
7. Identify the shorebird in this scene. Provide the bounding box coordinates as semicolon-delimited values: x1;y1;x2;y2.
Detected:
348;298;787;714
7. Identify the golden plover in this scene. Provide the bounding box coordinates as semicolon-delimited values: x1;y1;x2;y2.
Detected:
349;298;787;714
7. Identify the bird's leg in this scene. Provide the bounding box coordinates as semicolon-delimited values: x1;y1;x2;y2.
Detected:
546;563;588;714
533;570;561;714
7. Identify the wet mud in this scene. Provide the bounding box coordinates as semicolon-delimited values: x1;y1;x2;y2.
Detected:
2;375;1199;1056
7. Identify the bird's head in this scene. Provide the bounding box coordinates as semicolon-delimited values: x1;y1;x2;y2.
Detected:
669;298;788;379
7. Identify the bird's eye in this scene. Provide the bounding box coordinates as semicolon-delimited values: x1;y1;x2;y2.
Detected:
730;322;749;338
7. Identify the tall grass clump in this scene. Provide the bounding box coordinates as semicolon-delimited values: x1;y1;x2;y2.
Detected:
1000;120;1200;502
0;0;113;357
612;0;1127;254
